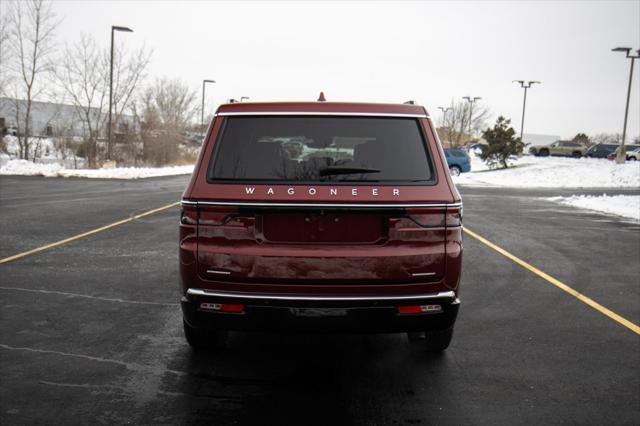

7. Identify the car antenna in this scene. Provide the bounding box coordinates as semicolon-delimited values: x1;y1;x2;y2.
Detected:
317;91;326;102
404;100;415;105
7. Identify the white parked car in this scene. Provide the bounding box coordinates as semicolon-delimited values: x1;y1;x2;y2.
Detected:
626;146;640;161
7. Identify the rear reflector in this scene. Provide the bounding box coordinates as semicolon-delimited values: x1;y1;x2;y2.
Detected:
397;304;442;315
200;302;245;313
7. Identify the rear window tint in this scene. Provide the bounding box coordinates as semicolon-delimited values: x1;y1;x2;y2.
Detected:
208;116;434;184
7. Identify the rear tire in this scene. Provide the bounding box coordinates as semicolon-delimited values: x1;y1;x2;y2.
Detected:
407;327;454;353
183;320;228;350
449;166;461;177
539;149;549;157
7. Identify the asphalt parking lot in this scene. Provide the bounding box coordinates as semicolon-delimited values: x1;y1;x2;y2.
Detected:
1;175;639;425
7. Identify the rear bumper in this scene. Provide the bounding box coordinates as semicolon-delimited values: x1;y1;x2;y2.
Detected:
181;289;459;333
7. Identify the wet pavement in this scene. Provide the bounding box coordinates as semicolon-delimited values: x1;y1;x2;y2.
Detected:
1;175;638;425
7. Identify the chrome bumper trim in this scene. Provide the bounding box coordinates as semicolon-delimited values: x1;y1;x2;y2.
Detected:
186;289;456;302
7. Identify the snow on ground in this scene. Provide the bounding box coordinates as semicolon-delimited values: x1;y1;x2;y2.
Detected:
546;195;640;222
452;154;640;188
0;159;194;179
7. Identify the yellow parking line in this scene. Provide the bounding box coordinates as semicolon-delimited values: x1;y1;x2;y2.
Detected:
464;227;640;335
0;201;180;265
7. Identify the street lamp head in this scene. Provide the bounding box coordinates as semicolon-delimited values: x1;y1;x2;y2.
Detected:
473;97;482;101
203;79;216;84
112;25;133;33
612;47;632;53
512;80;525;84
462;96;471;101
529;81;541;85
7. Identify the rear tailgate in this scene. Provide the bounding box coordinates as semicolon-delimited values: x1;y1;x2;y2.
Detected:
193;203;448;284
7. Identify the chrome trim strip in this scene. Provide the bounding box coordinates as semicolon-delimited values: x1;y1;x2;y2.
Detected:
181;200;462;209
206;270;231;275
411;272;436;277
186;288;456;302
215;111;429;118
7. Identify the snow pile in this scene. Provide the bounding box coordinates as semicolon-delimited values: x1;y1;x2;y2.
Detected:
0;159;194;179
1;136;82;167
452;154;640;188
546;194;640;222
0;159;64;176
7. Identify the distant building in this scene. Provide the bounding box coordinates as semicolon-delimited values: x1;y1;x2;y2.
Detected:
0;97;136;140
523;133;561;147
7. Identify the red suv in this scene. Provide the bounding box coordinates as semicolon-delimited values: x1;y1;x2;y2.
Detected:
180;101;463;352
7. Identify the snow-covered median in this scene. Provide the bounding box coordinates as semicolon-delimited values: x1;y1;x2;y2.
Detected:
452;155;640;188
0;159;194;179
546;195;640;222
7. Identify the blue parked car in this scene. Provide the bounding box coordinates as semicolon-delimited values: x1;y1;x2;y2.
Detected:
444;148;471;176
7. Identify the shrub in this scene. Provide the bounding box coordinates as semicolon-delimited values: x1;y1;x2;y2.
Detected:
480;116;524;169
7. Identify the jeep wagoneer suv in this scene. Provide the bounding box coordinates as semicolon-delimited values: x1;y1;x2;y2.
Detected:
180;101;463;352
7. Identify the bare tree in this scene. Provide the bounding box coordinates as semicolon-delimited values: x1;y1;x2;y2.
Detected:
56;34;151;167
137;78;197;166
0;10;12;97
110;43;152;144
438;99;491;148
6;0;59;160
56;34;108;167
592;133;621;145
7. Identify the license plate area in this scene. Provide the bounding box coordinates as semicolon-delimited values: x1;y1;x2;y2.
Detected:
258;209;389;244
290;307;348;317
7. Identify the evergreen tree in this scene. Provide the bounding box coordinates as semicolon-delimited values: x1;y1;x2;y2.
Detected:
572;133;590;145
480;116;524;169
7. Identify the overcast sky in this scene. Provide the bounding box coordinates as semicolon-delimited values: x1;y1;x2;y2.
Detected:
51;0;640;138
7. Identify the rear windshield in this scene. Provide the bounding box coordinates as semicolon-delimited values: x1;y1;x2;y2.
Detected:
208;116;434;184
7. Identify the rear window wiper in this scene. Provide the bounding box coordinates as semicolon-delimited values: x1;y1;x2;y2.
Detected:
318;167;381;177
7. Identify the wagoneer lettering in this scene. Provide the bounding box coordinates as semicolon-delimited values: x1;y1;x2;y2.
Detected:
180;101;463;353
243;186;401;197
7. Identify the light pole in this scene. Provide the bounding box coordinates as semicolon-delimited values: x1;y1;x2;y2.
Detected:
437;106;452;125
108;25;133;161
201;79;216;137
512;80;540;143
438;106;453;146
612;47;640;164
462;96;481;139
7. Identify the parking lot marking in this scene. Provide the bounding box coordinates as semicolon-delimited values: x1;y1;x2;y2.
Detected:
464;227;640;335
0;201;180;265
0;286;177;306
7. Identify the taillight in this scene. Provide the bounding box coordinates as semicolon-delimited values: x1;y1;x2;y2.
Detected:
180;204;245;226
199;205;240;226
388;205;461;233
180;204;198;225
445;206;462;227
405;208;446;227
